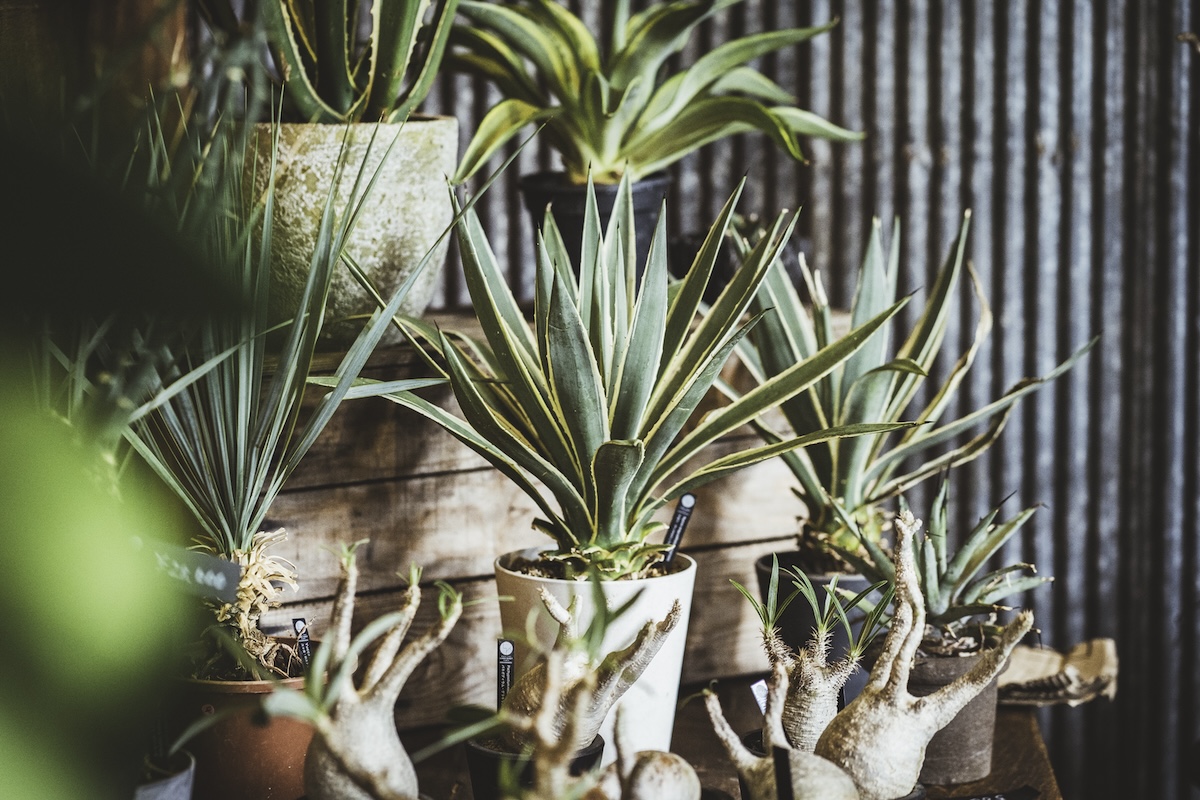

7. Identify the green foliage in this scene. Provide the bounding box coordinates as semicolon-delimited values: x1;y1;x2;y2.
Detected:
732;555;891;659
450;0;862;184
835;478;1048;649
729;214;1096;570
337;175;911;578
199;0;460;123
124;118;444;558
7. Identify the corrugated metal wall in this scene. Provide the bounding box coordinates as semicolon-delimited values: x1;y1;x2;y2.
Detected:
426;2;1200;797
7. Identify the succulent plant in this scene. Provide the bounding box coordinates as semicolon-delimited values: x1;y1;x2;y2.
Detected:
728;213;1096;572
340;175;911;579
814;509;1034;800
733;558;891;751
198;0;459;123
832;477;1048;655
262;544;463;800
450;0;862;184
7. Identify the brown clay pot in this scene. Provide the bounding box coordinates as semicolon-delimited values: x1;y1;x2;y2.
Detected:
908;652;999;784
170;676;313;800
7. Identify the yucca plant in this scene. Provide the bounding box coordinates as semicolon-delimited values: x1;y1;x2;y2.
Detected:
450;0;862;184
832;478;1047;656
330;175;912;579
729;214;1096;573
123;113;447;679
198;0;459;123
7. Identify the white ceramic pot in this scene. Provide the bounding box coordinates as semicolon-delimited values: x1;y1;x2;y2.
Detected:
494;547;696;761
247;116;457;344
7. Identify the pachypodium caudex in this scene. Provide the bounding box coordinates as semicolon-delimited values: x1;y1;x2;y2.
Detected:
813;511;1033;800
703;663;860;800
733;556;890;752
262;543;462;800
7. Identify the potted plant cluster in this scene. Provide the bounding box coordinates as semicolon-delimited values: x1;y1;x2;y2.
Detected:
120;72;450;798
197;0;462;338
726;214;1094;699
332;174;913;755
448;0;863;271
830;477;1049;785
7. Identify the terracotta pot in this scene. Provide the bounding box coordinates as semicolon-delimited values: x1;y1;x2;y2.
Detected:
464;734;604;800
908;651;1000;784
247;116;458;345
169;676;312;800
517;171;670;278
754;552;881;706
494;547;696;761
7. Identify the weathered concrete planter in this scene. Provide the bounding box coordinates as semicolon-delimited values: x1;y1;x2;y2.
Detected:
247;117;457;344
908;651;1000;784
494;547;695;762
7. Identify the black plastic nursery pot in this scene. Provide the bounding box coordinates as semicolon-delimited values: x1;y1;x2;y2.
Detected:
464;735;604;800
908;651;1001;784
754;552;880;706
134;751;195;800
517;171;670;277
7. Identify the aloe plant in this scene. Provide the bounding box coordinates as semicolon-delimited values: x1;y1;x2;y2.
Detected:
833;478;1048;654
123;114;447;678
729;214;1096;572
330;176;911;579
198;0;459;123
450;0;862;184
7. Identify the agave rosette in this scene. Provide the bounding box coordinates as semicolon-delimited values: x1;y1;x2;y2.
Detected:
344;176;913;579
451;0;862;184
729;213;1096;570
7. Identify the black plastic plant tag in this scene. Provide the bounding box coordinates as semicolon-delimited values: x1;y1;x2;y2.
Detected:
137;537;241;602
663;493;696;564
292;618;312;666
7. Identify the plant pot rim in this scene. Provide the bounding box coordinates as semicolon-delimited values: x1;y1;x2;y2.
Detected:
253;113;457;130
495;546;695;584
178;674;306;693
465;733;605;757
752;550;869;583
517;170;671;191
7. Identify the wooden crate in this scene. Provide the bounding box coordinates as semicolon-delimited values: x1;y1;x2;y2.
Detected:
262;314;804;729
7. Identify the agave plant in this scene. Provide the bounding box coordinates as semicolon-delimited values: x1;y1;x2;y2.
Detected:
123;112;448;678
332;176;911;579
450;0;861;184
832;477;1047;655
198;0;459;123
729;213;1096;572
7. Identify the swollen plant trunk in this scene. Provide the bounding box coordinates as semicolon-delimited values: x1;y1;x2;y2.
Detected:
704;664;860;800
303;552;461;800
813;512;1033;800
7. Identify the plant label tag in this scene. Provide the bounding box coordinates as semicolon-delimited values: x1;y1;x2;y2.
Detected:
136;537;241;602
498;639;515;706
293;618;312;666
750;678;768;714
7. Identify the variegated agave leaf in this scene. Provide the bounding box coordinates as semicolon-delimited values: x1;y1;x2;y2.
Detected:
360;175;913;578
